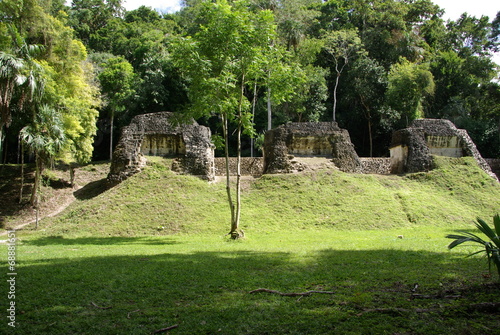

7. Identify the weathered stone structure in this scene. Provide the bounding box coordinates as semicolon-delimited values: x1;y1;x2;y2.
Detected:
214;157;264;176
263;122;362;174
390;119;498;180
108;112;215;183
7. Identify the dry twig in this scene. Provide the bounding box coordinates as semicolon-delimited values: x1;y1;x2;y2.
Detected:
90;301;112;310
127;309;141;319
249;288;335;297
152;324;179;334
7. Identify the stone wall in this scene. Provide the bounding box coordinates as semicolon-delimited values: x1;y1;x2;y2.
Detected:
108;112;215;183
263;122;361;174
214;157;264;176
360;158;391;174
390;119;498;181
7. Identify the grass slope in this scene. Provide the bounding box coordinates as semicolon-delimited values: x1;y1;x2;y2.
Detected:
34;156;500;237
1;156;500;334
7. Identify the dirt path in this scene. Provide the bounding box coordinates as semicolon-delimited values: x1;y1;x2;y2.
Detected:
0;162;110;235
0;191;77;235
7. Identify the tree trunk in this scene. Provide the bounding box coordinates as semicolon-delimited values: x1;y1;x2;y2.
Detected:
19;138;24;204
267;87;272;130
251;82;257;157
229;78;246;240
30;153;43;207
69;164;75;187
333;71;340;122
222;114;236;238
368;117;373;158
0;127;3;164
109;111;114;161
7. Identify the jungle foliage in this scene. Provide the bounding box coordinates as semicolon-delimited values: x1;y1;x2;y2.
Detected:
1;0;499;163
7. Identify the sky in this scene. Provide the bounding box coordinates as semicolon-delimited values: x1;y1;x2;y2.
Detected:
118;0;499;20
66;0;499;63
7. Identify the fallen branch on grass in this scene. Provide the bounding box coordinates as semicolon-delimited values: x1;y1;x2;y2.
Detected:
90;301;112;310
152;324;179;334
411;293;461;299
249;288;335;297
127;309;141;319
357;307;435;316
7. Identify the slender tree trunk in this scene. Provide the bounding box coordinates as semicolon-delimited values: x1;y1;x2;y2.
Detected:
230;77;246;239
251;82;257;158
333;61;347;123
109;111;114;161
233;120;242;239
30;153;42;207
333;66;341;123
222;114;236;237
0;127;3;165
2;130;7;164
360;98;373;157
368;117;373;158
267;87;272;130
19;137;24;203
69;164;75;187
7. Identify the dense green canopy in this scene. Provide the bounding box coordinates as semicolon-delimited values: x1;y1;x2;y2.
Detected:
1;0;499;163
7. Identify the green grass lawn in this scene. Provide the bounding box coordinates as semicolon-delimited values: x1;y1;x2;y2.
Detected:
1;156;499;334
1;229;499;334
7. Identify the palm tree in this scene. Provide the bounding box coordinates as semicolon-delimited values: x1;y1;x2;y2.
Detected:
20;105;65;207
0;43;44;157
0;52;24;153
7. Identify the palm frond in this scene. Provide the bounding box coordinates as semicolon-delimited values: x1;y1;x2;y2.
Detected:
475;217;498;241
446;214;500;280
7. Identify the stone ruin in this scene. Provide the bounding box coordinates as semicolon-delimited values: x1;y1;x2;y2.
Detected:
108;112;215;183
263;122;362;174
390;119;498;181
108;114;498;183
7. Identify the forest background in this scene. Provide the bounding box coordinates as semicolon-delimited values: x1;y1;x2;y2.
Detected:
1;0;499;168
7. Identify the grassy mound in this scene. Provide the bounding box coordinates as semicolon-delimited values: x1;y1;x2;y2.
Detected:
32;156;500;237
2;156;499;334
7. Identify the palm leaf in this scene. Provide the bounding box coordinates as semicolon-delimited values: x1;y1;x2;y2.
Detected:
447;215;500;279
446;232;489;249
475;217;498;242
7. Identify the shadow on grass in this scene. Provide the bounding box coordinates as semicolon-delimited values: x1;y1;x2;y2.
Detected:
22;236;180;246
73;178;109;200
6;246;499;335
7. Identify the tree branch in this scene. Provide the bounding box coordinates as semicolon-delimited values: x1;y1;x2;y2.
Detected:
152;324;179;334
249;288;335;297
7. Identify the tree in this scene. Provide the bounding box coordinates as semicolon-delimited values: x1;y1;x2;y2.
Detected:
174;0;275;239
69;0;125;47
322;29;364;122
98;56;135;160
2;0;100;173
346;55;387;157
0;39;45;160
20;105;65;208
385;58;435;127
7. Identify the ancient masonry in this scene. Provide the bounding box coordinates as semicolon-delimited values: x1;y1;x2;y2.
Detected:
108;113;498;182
390;119;498;181
263;122;362;174
108;112;215;183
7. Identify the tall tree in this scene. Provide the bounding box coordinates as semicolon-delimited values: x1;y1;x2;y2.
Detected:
322;29;364;122
98;56;135;160
385;57;435;127
0;38;45;160
20;105;65;207
174;0;275;239
346;55;387;157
